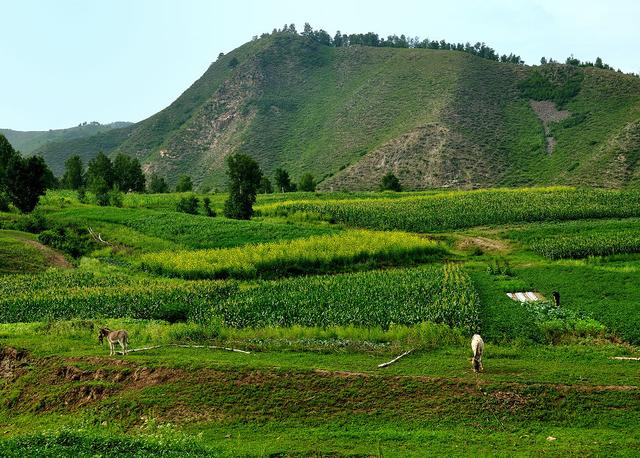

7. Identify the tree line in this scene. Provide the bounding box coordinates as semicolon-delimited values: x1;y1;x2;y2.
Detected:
258;23;524;65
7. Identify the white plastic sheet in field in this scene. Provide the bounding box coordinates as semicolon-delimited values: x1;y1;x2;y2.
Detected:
506;292;543;302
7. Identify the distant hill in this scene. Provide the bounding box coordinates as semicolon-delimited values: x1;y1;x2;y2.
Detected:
1;121;132;158
33;32;640;190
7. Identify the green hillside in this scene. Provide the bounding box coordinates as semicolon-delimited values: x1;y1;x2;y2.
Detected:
33;33;640;190
1;122;131;157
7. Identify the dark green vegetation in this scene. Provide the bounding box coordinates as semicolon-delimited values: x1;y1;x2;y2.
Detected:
2;187;640;456
29;30;640;190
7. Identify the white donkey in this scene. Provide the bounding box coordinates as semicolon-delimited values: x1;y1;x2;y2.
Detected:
99;328;129;356
471;334;484;372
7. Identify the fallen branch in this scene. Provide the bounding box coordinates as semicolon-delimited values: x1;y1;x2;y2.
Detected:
610;356;640;361
88;227;113;246
115;344;250;355
377;349;414;368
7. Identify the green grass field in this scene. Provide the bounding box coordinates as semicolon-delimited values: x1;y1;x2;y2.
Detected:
2;188;640;456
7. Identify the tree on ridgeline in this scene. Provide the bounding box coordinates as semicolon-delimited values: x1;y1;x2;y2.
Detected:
223;153;262;220
113;153;145;192
175;175;193;192
274;168;293;193
298;173;316;192
148;173;169;193
62;155;84;190
380;172;402;192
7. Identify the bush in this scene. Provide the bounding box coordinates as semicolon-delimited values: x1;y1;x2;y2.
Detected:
202;197;216;217
176;195;199;214
37;223;94;258
108;188;123;207
380;172;402;191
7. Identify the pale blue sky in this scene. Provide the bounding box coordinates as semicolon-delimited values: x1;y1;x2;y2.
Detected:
2;0;639;131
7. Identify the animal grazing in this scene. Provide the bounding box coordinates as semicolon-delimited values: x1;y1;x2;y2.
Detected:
98;328;129;356
471;334;484;373
552;291;560;307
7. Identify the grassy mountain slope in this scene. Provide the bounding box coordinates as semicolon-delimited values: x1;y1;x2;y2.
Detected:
34;33;640;190
1;122;131;157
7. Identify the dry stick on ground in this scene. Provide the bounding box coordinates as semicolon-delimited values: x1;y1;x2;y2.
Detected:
116;344;251;355
377;349;414;368
88;227;113;246
610;356;640;361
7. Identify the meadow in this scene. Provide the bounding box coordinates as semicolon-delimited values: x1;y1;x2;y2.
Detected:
1;187;640;456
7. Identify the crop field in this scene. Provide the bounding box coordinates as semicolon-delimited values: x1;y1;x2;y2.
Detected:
263;187;640;232
2;187;640;456
139;230;444;279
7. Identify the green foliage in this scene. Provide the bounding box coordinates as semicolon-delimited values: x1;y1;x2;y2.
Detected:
46;206;340;250
202;197;216;217
258;176;273;193
530;230;640;259
4;155;50;213
61;155;84;190
518;66;584;107
112;153;145;192
37;223;93;258
267;188;640;232
88;176;110;206
176;195;199;215
298;173;316;192
85;152;114;188
380;172;402;191
174;175;193;192
138;230;445;279
219;264;479;331
223;154;262;220
147;173;169;193
0;270;235;323
108;187;123;207
274;168;293;193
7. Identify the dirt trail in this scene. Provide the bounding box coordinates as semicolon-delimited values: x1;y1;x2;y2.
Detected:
19;238;72;269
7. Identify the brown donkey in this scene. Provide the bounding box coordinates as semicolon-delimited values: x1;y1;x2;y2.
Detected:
98;328;129;356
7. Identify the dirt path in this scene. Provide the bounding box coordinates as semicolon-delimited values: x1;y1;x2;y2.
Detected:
20;238;72;269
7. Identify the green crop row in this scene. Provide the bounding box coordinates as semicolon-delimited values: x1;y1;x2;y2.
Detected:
530;230;640;260
218;264;480;332
138;230;445;279
0;277;234;324
262;187;640;232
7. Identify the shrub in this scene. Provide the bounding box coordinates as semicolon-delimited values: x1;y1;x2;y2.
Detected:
176;195;199;214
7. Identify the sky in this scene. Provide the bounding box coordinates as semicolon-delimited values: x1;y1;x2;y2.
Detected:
2;0;639;131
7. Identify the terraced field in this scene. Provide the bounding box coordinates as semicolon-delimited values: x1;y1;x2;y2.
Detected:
2;187;640;456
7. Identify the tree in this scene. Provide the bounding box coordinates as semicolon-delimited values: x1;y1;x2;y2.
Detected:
5;156;51;213
89;176;110;206
258;176;273;194
86;152;114;189
380;172;402;192
223;154;262;220
148;173;169;193
0;134;16;187
228;56;239;68
298;173;316;192
175;175;193;192
595;57;604;68
176;195;199;214
540;56;547;65
113;153;145;192
62;155;84;190
202;197;216;217
274;168;292;192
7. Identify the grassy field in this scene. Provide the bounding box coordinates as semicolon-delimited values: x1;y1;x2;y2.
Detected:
2;187;640;456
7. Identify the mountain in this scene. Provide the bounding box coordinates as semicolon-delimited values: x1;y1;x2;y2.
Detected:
1;122;132;157
33;32;640;190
